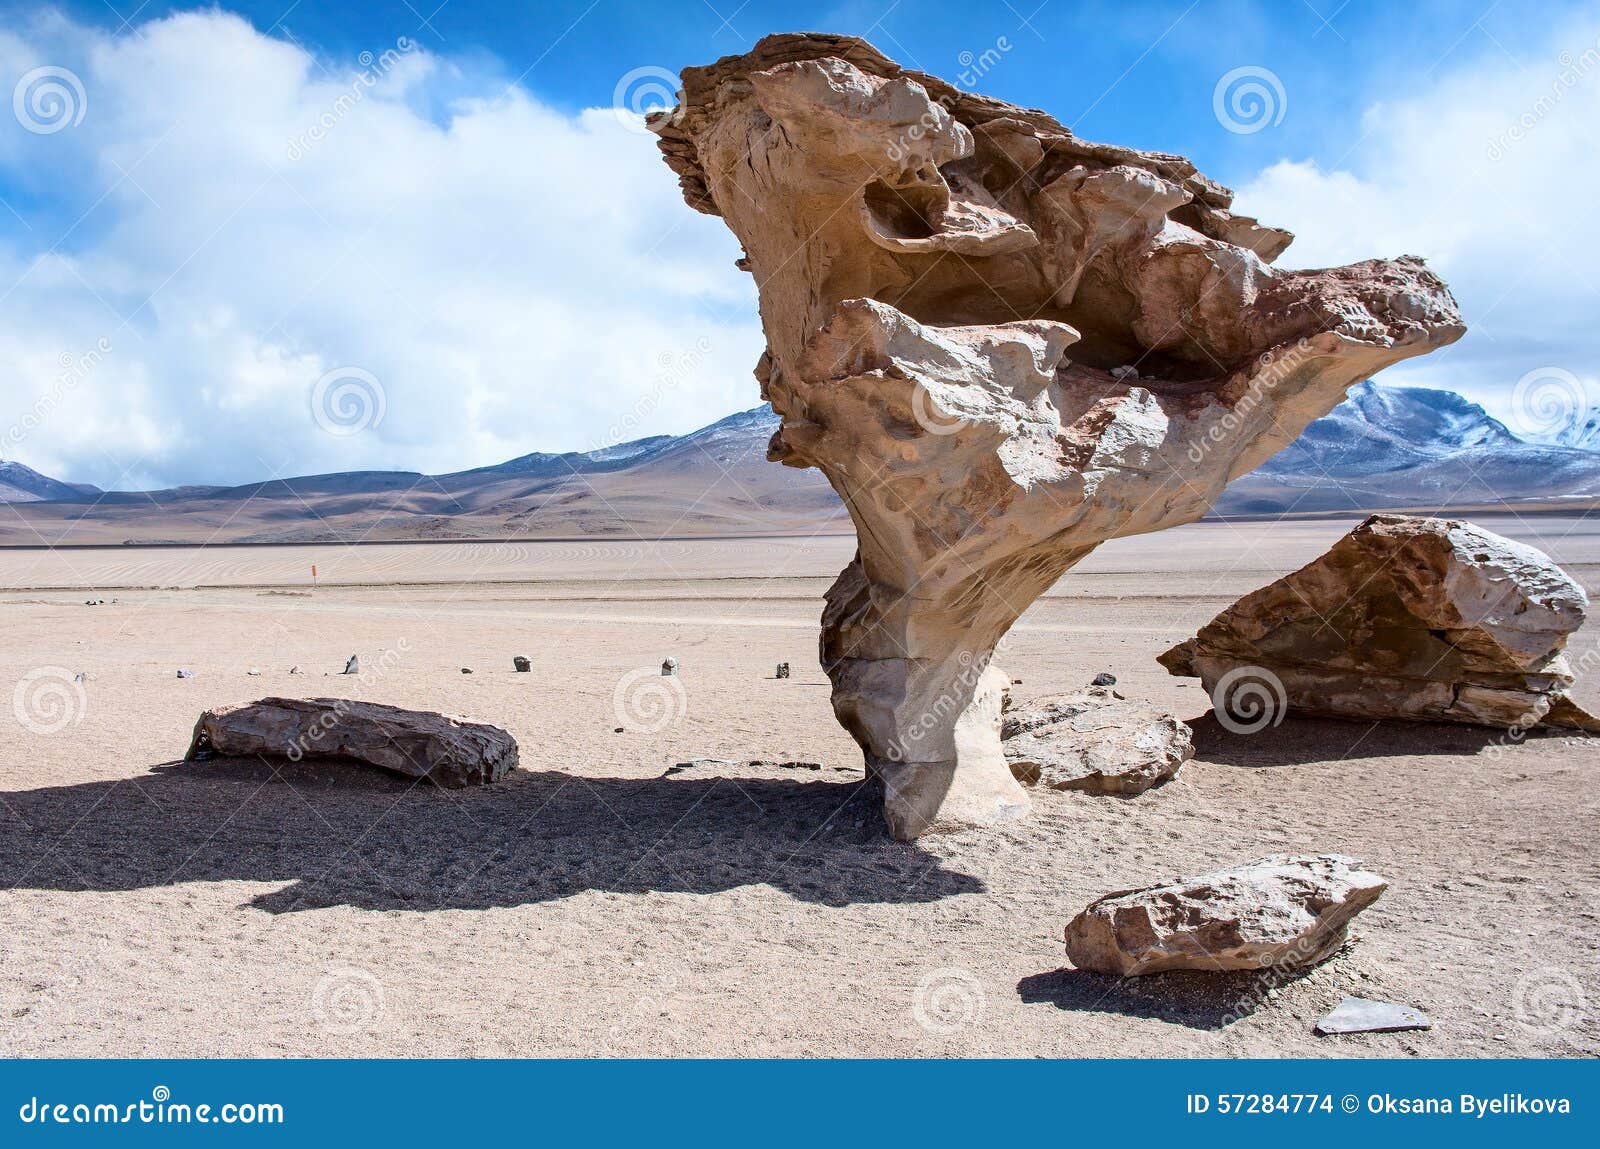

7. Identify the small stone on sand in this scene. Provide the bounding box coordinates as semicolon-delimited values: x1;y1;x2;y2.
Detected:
1315;996;1431;1036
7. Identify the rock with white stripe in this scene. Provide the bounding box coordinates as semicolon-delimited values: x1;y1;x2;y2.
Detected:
1160;514;1600;731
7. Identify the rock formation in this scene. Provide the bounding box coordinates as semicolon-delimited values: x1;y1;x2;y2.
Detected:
1161;514;1600;731
185;697;517;787
1001;686;1191;795
1064;854;1387;976
652;33;1465;838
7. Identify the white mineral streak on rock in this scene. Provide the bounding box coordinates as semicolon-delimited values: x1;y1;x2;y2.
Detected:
1161;514;1600;731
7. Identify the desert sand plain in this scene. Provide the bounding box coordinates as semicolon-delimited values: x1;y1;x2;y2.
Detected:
1;514;1596;1057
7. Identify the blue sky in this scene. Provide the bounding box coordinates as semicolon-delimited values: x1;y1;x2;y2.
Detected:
1;0;1598;488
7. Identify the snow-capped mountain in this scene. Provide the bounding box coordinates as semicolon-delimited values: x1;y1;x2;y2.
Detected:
0;460;101;503
4;387;1599;542
1215;382;1600;515
1523;406;1600;452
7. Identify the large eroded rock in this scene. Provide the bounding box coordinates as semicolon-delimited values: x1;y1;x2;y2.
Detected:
185;697;517;786
1065;854;1387;976
1001;687;1192;795
1160;514;1600;731
652;33;1464;838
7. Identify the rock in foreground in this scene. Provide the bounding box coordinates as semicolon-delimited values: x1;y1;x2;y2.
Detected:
1001;687;1192;796
1064;854;1387;976
185;697;517;787
1315;995;1431;1035
1160;514;1599;731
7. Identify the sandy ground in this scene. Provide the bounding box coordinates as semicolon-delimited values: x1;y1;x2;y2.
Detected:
1;515;1597;1057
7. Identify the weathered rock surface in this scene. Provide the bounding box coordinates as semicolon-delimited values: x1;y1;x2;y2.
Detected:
653;33;1464;838
1001;687;1192;795
1315;995;1431;1035
1160;514;1599;731
1064;854;1387;976
185;697;517;787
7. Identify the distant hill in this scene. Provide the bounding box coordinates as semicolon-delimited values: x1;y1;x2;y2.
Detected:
0;461;101;504
3;385;1598;544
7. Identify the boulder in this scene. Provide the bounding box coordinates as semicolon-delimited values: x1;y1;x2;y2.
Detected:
1160;514;1599;731
1064;854;1387;976
513;656;531;672
652;34;1463;838
1001;687;1191;796
185;697;517;787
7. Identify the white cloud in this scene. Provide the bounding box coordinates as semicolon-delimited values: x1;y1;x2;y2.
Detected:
0;10;760;488
1232;16;1600;432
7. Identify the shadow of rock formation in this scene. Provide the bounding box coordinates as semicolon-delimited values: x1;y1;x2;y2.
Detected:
0;758;984;913
1016;964;1320;1031
1187;712;1530;769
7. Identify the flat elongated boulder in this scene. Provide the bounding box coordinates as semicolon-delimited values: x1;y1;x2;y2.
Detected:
1001;687;1191;795
653;33;1462;838
185;697;517;787
1064;854;1387;976
1160;514;1599;731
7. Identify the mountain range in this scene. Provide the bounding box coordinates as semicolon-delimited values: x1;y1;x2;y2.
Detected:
1;383;1596;545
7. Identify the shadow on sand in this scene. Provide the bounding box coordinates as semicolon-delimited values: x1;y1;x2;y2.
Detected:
1188;711;1519;769
0;757;984;914
1017;963;1319;1031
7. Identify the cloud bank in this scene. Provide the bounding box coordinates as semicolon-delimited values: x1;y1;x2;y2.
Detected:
0;10;760;489
3;8;1600;487
1231;14;1600;434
